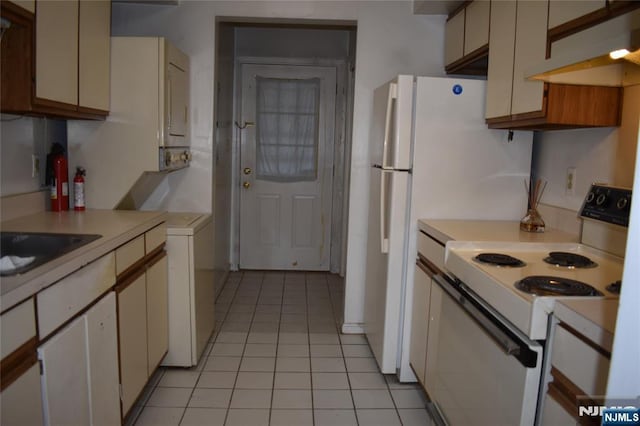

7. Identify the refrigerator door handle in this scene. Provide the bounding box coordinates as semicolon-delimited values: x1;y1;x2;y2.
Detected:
381;82;397;169
379;167;394;254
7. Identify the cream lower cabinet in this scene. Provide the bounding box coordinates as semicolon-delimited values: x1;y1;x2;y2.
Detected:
0;364;43;425
146;253;169;375
38;292;119;426
117;226;168;417
117;272;148;417
409;264;432;385
0;298;43;426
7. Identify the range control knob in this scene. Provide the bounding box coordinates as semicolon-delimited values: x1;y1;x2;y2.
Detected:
165;151;173;166
585;192;596;203
616;197;629;210
596;193;607;206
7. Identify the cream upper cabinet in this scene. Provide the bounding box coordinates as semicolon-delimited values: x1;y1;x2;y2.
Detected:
79;0;111;111
485;0;517;119
548;0;605;29
35;0;79;106
34;0;110;115
445;9;465;66
511;0;548;116
464;0;491;55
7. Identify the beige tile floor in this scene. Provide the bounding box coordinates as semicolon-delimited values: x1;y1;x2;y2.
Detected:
133;271;432;426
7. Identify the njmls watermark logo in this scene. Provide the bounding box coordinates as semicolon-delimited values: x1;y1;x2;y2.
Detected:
578;397;640;425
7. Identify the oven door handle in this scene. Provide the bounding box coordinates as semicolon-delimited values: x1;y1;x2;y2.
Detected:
433;274;521;357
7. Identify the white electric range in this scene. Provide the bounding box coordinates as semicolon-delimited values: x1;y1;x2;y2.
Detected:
445;241;623;341
424;184;631;426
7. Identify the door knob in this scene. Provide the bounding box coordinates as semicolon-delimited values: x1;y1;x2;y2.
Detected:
243;181;251;189
243;167;252;175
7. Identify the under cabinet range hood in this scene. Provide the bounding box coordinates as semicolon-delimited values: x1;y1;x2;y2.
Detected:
527;29;640;87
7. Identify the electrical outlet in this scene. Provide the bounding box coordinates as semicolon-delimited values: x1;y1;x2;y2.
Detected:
32;155;40;178
566;167;576;195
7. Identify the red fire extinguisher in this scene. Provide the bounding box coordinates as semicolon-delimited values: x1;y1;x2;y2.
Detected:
74;167;86;211
46;143;69;212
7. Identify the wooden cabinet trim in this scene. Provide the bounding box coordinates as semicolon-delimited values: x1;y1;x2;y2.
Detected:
548;367;601;426
0;1;34;114
0;336;38;392
115;265;147;293
558;322;611;359
417;254;440;278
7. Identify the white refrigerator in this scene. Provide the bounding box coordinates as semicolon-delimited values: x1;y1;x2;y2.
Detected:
364;76;533;380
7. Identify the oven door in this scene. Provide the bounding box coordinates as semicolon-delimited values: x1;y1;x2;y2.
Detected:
424;274;543;426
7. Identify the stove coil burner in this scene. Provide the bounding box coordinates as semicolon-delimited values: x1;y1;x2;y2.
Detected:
473;253;525;267
515;276;604;296
606;280;622;294
543;251;597;268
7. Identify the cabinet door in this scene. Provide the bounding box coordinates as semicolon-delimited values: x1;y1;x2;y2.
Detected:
464;0;491;55
85;292;121;426
35;0;78;106
78;0;110;111
511;0;547;116
409;264;431;385
0;364;44;425
485;0;517;119
445;9;465;66
146;254;169;375
38;315;91;426
118;273;148;416
166;62;188;143
548;0;605;29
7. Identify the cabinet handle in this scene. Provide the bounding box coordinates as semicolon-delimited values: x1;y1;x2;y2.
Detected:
184;106;188;124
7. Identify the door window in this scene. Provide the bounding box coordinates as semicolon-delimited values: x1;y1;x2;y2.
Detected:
255;77;320;182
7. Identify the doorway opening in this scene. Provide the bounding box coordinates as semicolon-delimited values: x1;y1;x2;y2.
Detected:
213;20;357;275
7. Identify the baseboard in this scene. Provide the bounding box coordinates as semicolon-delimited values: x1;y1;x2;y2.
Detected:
341;323;365;334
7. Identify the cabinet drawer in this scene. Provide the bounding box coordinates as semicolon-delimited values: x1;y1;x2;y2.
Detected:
552;324;610;396
116;234;145;276
37;252;115;339
145;223;166;254
1;298;36;359
417;232;445;271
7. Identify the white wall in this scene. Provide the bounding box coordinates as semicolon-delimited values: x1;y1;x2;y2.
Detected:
0;116;65;199
236;26;351;59
111;0;446;331
532;85;639;214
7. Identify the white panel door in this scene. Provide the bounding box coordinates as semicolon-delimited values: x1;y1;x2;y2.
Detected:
38;316;91;426
239;64;336;270
85;292;120;426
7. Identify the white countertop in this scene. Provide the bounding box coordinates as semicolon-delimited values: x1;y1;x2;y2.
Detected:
1;209;167;311
554;299;618;352
418;219;579;245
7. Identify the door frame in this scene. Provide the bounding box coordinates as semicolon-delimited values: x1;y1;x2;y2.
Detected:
230;56;350;274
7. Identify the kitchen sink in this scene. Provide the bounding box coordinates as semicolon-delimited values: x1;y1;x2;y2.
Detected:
0;232;102;276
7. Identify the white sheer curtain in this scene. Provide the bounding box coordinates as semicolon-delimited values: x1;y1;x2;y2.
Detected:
256;77;320;182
